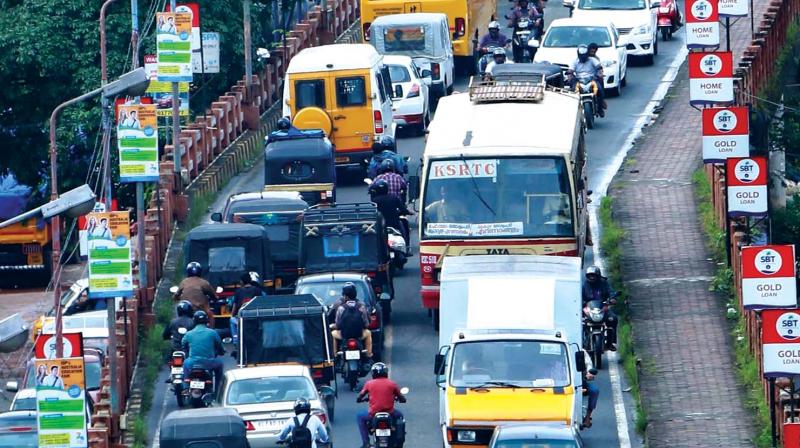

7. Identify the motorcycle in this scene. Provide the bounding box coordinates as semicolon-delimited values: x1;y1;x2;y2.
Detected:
387;226;408;270
184;361;216;408
572;73;602;129
582;292;619;370
358;387;410;448
337;336;370;391
474;43;510;77
657;0;681;41
170;350;188;407
511;17;540;62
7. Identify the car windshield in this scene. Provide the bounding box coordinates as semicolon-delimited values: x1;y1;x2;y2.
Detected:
296;280;373;307
450;340;571;388
578;0;645;9
421;157;574;239
387;64;411;83
226;376;316;406
544;26;611;47
0;432;38;447
493;441;579;448
10;397;36;411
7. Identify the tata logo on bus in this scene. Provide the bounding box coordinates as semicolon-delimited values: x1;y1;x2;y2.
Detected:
726;156;767;217
702;107;750;162
741;245;797;309
762;308;800;377
686;0;720;47
486;248;511;255
689;52;733;105
429;159;498;180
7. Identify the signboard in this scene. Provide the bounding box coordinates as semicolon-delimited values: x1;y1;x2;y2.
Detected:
762;309;800;377
741;245;797;309
192;32;221;74
702;106;750;162
726;156;768;217
428;159;497;179
144;81;189;117
156;12;193;82
784;422;800;448
167;3;201;50
144;54;158;80
719;0;749;17
685;0;720;48
688;51;734;105
117;103;159;182
35;357;88;448
425;222;524;237
87;211;133;298
35;333;83;360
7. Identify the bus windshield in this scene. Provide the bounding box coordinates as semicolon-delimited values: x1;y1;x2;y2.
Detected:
421;157;574;240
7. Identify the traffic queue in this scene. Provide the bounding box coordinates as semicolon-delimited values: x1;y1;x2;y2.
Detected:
156;0;671;446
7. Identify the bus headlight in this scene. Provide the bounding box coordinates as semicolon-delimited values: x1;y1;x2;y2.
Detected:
457;430;477;443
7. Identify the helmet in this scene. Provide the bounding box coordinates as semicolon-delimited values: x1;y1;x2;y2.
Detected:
371;362;389;379
193;310;209;326
342;282;357;300
293;397;311;415
577;45;589;62
176;300;193;317
186;262;202;277
492;47;507;62
380;135;397;153
379;158;396;174
276;117;291;131
585;266;602;280
369;179;390;197
488;21;500;31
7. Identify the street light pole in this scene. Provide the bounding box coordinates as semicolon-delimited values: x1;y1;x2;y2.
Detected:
100;0;118;207
243;0;253;102
170;0;182;193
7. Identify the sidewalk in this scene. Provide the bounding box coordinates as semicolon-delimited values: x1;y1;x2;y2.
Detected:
608;5;769;446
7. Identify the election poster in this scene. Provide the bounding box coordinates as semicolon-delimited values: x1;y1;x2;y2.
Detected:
35;357;87;448
87;211;133;299
117;103;159;182
156;12;193;82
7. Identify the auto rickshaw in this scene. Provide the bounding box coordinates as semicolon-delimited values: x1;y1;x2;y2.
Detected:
264;126;336;207
237;293;337;418
158;407;249;448
211;191;309;292
300;203;394;298
183;223;274;332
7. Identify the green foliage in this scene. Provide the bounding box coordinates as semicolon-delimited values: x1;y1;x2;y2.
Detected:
772;196;800;246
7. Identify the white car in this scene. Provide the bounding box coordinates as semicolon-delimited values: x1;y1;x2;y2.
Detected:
567;0;659;64
383;55;432;135
534;18;628;94
218;365;332;448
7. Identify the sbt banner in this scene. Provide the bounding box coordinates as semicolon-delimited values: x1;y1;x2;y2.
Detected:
701;106;749;162
35;357;88;448
685;0;720;48
762;309;800;377
689;51;734;105
719;0;748;17
741;245;797;309
87;211;133;298
726;156;767;217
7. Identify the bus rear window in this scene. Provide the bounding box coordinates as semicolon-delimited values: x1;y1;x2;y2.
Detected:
336;77;367;107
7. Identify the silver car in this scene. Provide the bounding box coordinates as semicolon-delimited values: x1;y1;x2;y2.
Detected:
218;365;331;448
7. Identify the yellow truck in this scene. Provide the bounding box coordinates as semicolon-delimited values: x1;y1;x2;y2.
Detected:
360;0;496;68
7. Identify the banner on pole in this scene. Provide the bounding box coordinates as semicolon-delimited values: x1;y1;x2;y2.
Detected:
167;3;201;50
762;309;800;377
702;106;750;162
741;244;797;309
726;156;768;217
192;32;221;74
685;0;720;48
689;51;734;105
87;211;133;298
35;357;88;448
719;0;749;17
117;103;159;182
35;333;83;360
156;12;193;82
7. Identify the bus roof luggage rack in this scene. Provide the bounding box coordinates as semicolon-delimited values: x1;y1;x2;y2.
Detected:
468;73;546;103
304;202;380;223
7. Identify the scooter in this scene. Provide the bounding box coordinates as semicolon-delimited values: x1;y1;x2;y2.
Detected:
657;0;681;41
387;227;408;270
511;17;540;62
337;337;370;391
474;43;510;76
358;387;410;448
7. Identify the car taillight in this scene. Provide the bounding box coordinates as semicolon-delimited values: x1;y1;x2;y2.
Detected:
245;421;256;431
455;18;465;37
347;339;359;350
431;63;441;80
377;420;390;429
368;311;380;330
374;110;383;134
363;22;372;40
172;357;183;366
407;83;420;98
311;368;324;379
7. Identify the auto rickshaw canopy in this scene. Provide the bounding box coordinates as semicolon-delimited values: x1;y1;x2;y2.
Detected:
183;223;273;288
158;407;247;448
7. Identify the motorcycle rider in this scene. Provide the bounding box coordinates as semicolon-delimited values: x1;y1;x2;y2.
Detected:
582;266;617;350
508;0;543;61
586;42;608;111
277;397;330;448
568;45;605;117
229;272;264;346
484;47;514;79
374;159;407;201
580;348;600;429
368;136;406;179
331;283;374;358
173;262;217;324
369;179;413;251
356;362;407;448
181;310;225;392
162;300;195;352
478;21;510;51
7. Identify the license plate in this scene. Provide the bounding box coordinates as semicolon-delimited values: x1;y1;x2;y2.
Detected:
335;156;349;163
376;429;391;437
171;367;183;375
254;419;287;431
345;350;361;360
189;380;205;389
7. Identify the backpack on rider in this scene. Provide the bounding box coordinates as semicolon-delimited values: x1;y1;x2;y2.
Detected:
339;301;365;340
290;414;313;448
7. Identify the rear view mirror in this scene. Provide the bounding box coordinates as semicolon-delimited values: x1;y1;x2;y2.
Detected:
169;286;179;294
434;354;445;375
5;381;18;392
563;0;575;6
210;212;222;222
421;69;432;78
575;351;587;372
394;84;404;98
400;387;410;395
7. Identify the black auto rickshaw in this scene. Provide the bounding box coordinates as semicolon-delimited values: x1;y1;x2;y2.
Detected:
183;223;274;331
237;293;337;419
300;203;394;298
211;191;309;292
159;407;249;448
264;126;336;207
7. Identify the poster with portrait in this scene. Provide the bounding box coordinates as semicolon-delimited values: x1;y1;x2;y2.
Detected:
35;357;87;448
156;12;193;82
87;211;133;299
117;104;159;182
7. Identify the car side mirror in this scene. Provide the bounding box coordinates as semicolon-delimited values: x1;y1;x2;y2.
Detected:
563;0;575;7
394;84;404;98
5;381;18;392
587;189;593;196
210;212;223;222
408;175;421;200
434;353;445;375
575;351;587;372
379;293;391;301
421;69;432;78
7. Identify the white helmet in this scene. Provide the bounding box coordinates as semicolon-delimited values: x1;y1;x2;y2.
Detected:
488;21;500;30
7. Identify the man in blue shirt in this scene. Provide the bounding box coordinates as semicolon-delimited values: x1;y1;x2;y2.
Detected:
181;310;225;391
367;136;407;179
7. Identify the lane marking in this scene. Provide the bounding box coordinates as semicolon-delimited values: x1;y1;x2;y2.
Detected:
589;45;689;448
152;374;171;448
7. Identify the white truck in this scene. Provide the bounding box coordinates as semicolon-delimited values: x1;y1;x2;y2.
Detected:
434;255;585;448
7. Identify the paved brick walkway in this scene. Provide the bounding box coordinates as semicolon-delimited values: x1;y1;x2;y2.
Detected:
609;3;769;446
